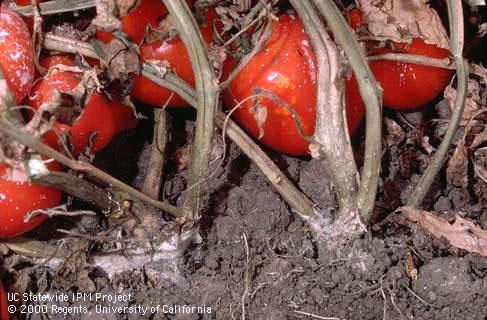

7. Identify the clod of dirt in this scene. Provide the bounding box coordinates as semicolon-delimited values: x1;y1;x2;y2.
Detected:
413;257;484;305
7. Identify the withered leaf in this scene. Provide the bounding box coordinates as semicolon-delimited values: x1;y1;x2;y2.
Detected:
473;146;487;183
92;0;122;32
399;206;487;257
358;0;450;49
447;140;469;188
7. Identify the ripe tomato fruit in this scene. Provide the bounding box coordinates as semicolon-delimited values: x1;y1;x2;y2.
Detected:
222;14;364;156
0;160;62;238
0;282;8;320
368;38;453;109
0;5;34;104
347;7;363;33
96;0;193;45
27;57;138;156
130;8;217;107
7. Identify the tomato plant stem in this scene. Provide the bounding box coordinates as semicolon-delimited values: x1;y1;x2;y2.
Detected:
290;0;359;217
33;171;111;210
12;0;96;17
312;0;383;223
407;0;468;208
141;109;168;199
367;53;453;69
162;0;219;220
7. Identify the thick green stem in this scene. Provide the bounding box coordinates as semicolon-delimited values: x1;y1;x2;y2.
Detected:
312;0;382;223
162;0;219;220
290;0;359;217
407;0;467;207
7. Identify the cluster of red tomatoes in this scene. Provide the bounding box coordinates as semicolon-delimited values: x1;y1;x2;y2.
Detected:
0;1;453;239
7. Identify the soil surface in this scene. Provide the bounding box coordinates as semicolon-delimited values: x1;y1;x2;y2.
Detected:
5;120;487;320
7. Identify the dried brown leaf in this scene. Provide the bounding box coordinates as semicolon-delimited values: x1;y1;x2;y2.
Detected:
405;253;418;280
444;78;483;122
358;0;450;49
447;140;469;188
473;146;487;183
115;0;138;17
92;0;122;32
101;38;140;81
400;206;487;257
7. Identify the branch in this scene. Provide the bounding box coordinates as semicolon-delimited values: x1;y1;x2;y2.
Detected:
312;0;383;223
290;0;359;216
162;0;219;220
407;0;468;207
12;0;96;17
141;109;168;199
32;171;111;210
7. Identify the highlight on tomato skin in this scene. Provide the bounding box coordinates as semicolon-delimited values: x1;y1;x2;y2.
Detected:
27;57;138;156
368;38;454;110
130;8;218;108
0;5;35;104
222;14;365;156
0;161;63;238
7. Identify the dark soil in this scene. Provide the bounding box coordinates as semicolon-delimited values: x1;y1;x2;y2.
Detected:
5;126;486;320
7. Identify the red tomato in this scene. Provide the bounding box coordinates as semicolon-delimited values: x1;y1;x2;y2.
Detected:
0;160;62;238
0;5;34;104
0;282;8;320
96;0;193;45
130;8;218;107
27;57;138;156
222;14;364;156
368;38;453;109
347;8;363;33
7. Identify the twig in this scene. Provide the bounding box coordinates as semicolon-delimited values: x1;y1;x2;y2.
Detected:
379;276;388;320
401;284;434;307
0;118;188;218
32;171;112;210
290;0;359;217
219;17;272;89
141;109;168;199
367;53;453;69
407;0;468;207
293;310;340;320
312;0;382;223
12;0;96;17
24;205;96;223
43;33;99;59
387;287;405;320
241;233;250;320
162;0;219;220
